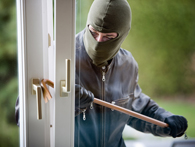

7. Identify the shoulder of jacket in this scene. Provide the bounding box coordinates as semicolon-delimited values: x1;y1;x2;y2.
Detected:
75;29;85;51
75;29;85;42
118;48;138;68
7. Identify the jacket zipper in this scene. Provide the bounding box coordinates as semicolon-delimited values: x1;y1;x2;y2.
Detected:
82;109;86;121
101;66;106;147
102;71;105;81
82;102;93;121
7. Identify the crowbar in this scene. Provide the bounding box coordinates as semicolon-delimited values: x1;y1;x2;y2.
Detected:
93;98;169;128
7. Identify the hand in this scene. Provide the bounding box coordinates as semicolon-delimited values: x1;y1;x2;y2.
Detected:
75;84;94;109
165;115;188;138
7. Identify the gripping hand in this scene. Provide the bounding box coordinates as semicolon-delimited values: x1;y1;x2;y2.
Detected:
165;115;188;138
75;84;94;109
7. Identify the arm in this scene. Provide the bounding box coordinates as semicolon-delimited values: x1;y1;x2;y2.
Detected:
127;84;187;137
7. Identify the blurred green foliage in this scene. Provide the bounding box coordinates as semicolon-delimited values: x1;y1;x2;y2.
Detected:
76;0;195;97
0;0;19;146
76;0;92;33
124;0;195;96
0;0;194;146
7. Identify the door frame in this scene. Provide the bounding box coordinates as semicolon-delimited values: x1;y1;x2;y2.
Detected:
17;0;75;146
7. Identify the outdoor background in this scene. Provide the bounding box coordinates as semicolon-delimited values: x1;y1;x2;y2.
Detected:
0;0;195;146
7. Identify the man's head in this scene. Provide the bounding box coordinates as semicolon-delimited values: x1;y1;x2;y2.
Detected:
83;0;131;67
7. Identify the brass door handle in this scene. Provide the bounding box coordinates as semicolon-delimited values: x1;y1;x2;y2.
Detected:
41;79;54;103
32;79;42;120
60;59;71;97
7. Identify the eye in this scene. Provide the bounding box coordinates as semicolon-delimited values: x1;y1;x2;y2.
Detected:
107;36;114;39
91;31;96;36
104;37;112;41
90;30;96;36
105;35;115;40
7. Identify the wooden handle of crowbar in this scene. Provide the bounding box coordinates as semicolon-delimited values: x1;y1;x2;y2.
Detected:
93;98;169;128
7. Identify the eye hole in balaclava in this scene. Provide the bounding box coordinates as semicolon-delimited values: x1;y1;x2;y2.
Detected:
83;0;131;67
88;25;118;42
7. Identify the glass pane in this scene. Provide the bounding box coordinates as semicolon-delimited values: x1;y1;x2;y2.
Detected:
75;0;193;147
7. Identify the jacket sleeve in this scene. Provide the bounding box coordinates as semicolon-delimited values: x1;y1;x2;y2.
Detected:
127;84;173;137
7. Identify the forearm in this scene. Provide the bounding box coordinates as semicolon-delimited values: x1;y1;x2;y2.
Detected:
127;92;173;136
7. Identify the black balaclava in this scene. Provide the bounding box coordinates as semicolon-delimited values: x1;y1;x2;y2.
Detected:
83;0;131;67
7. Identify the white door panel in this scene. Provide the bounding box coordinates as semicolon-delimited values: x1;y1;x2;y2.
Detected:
17;0;75;146
17;0;49;146
53;0;75;146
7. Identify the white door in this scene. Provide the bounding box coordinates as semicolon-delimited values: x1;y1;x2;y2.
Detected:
17;0;75;146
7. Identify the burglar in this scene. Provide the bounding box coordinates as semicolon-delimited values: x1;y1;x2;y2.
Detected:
74;0;188;146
